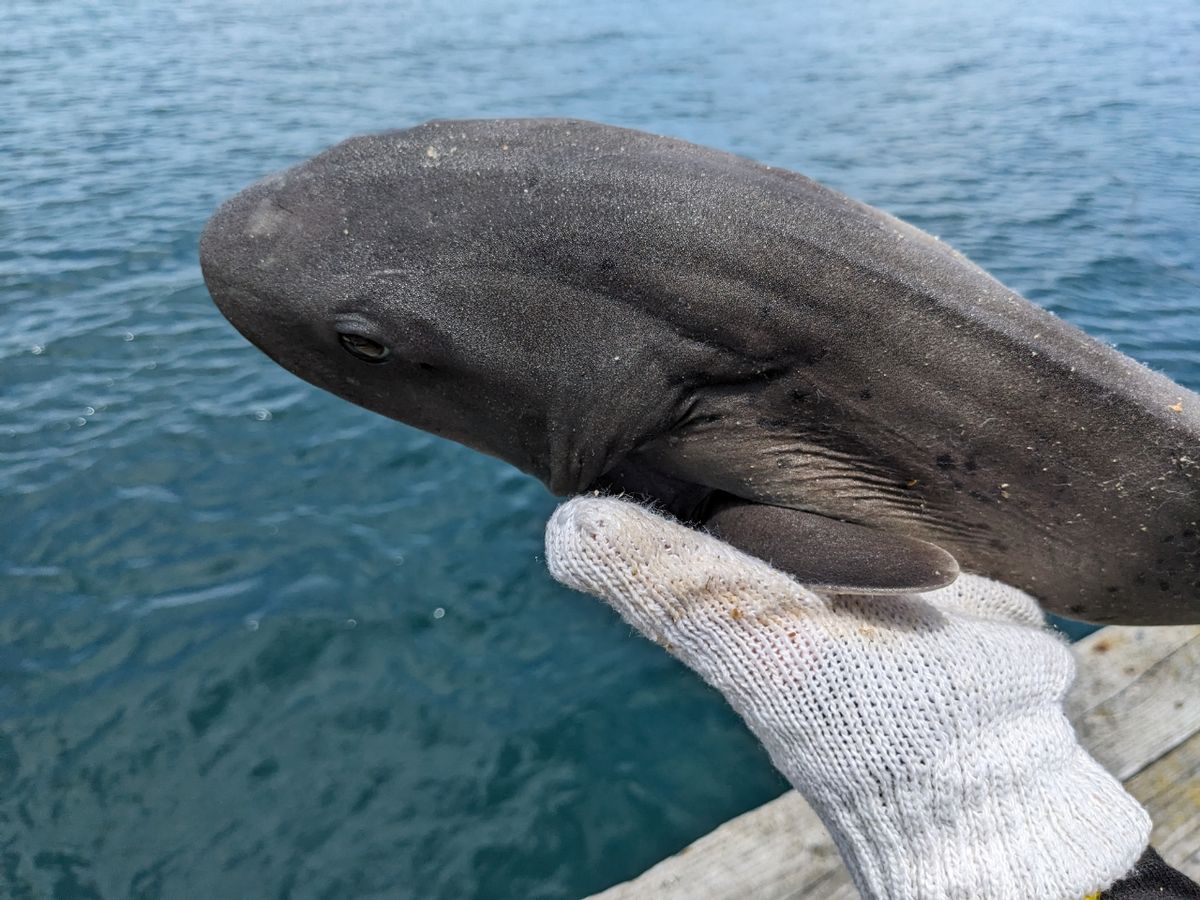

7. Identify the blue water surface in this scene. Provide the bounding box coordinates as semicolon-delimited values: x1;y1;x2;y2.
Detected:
1;0;1198;897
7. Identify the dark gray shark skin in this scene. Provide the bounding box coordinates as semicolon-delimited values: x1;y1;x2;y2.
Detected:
200;118;1200;625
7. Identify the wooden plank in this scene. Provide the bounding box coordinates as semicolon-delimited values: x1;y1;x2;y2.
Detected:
1067;626;1199;717
588;625;1200;900
1072;627;1200;780
1075;628;1200;787
592;791;855;900
1125;727;1200;882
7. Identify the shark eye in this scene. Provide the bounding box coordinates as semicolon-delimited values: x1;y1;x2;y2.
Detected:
338;332;390;364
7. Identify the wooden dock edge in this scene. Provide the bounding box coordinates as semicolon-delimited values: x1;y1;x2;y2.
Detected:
588;624;1200;899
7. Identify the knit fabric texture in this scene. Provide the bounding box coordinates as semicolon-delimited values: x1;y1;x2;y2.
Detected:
546;496;1151;900
1102;847;1200;898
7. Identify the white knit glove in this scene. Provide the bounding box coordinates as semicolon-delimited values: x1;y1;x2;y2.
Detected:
545;496;1151;900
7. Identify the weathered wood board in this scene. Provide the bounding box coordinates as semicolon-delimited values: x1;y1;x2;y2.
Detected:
589;624;1200;899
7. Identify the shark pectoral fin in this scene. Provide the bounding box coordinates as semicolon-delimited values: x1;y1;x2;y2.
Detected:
702;498;959;594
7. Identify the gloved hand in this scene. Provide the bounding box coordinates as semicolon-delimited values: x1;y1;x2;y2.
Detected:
545;496;1151;900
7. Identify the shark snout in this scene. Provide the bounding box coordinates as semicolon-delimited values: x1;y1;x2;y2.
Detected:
199;171;315;341
201;175;288;278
